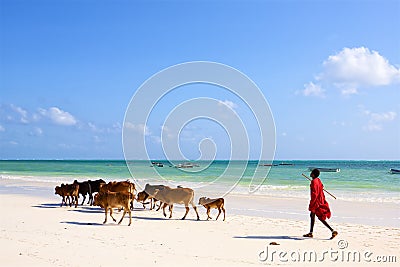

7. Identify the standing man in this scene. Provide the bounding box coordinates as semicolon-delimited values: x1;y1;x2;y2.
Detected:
303;169;338;239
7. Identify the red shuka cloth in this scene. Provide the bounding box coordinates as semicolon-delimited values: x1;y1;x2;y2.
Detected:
308;178;331;221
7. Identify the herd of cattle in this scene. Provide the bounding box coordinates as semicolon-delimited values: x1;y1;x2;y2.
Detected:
54;179;226;225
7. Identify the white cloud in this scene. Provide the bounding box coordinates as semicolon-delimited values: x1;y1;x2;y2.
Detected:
124;122;151;136
218;100;238;110
29;127;43;136
360;107;397;131
39;107;77;126
1;104;30;123
0;124;5;132
300;82;326;97
319;47;400;94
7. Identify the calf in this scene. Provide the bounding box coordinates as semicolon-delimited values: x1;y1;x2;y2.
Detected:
136;190;161;210
55;184;70;207
198;197;225;221
55;183;79;208
100;181;136;210
94;191;132;226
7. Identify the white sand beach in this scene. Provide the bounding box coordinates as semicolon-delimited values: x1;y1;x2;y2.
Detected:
1;179;399;267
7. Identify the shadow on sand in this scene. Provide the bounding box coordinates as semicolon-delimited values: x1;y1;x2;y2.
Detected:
234;235;305;241
32;203;62;209
60;221;103;226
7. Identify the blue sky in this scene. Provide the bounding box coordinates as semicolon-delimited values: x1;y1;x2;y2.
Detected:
0;0;399;160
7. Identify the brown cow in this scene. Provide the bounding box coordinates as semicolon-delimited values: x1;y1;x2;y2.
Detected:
136;191;150;209
100;181;136;210
93;191;132;226
136;190;162;210
152;187;200;220
55;183;79;208
198;197;225;221
55;184;70;207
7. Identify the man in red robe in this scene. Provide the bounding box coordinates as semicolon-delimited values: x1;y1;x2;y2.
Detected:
303;169;338;239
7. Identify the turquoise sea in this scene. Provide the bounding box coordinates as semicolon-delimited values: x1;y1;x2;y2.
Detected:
0;160;399;203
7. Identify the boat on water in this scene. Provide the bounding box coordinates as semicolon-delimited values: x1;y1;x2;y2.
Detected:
279;162;294;166
151;162;164;167
389;168;400;174
308;167;340;173
174;162;200;168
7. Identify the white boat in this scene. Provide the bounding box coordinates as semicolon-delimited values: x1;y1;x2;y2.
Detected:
174;162;200;168
389;168;400;174
308;167;340;173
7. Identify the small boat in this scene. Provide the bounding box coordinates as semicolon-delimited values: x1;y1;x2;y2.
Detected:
259;164;278;167
151;162;164;167
308;167;340;173
174;162;199;168
389;168;400;174
279;162;294;166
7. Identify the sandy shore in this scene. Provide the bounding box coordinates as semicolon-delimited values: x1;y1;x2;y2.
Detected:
0;179;399;266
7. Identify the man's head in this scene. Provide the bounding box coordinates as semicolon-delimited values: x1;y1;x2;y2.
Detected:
310;168;320;179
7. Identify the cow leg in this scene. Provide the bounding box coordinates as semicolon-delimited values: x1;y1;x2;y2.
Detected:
222;206;226;221
74;196;78;208
127;208;132;226
207;207;212;220
216;208;221;220
118;208;127;225
81;194;85;205
89;194;93;206
181;206;189;220
191;201;200;220
156;201;162;211
109;208;117;222
150;198;153;210
169;205;173;219
162;203;168;217
103;208;108;224
119;204;132;225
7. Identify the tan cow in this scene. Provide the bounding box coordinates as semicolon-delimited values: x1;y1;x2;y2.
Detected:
198;197;225;221
152;187;200;220
142;184;168;210
94;191;132;226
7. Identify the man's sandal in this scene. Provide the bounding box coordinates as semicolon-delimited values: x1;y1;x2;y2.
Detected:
330;231;338;240
303;233;313;238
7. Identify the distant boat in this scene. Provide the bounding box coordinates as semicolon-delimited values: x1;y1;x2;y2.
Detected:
259;164;278;166
151;162;164;167
389;168;400;174
279;162;294;166
174;162;199;168
308;167;340;173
